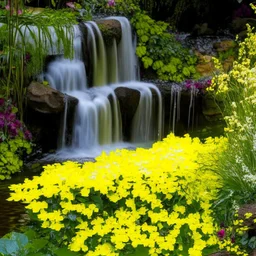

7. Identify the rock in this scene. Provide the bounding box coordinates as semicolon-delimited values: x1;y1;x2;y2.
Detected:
96;19;122;46
194;51;216;77
26;82;79;152
196;62;216;77
209;252;230;256
238;204;256;230
191;23;214;36
114;87;140;141
27;81;78;114
213;40;236;52
27;81;65;113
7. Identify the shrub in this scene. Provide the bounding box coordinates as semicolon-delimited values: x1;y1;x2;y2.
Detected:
0;98;32;180
9;134;227;255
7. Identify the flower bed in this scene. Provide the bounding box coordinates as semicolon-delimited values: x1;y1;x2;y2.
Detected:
9;134;226;255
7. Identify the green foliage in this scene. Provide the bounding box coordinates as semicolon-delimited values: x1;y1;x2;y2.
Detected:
132;13;196;81
0;231;82;256
0;138;32;180
131;12;198;82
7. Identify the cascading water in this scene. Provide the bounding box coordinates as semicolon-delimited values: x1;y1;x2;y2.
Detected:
187;86;198;130
113;82;162;143
44;16;163;158
85;21;107;86
105;16;138;82
169;85;182;133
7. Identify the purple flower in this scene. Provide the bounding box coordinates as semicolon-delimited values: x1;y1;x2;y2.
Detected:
5;112;16;122
14;120;22;129
217;229;225;239
107;0;115;7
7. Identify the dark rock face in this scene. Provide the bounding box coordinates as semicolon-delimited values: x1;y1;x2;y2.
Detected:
114;87;140;141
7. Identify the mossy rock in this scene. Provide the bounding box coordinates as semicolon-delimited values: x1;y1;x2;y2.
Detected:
96;19;122;46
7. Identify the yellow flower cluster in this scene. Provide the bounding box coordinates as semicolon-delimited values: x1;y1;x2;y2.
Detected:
8;134;227;255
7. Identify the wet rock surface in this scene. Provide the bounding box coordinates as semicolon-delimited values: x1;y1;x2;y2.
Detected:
115;86;140;141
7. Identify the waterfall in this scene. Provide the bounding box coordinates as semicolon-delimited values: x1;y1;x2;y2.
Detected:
169;85;182;133
188;86;198;130
114;82;162;143
43;17;163;158
106;39;119;84
85;21;107;86
106;17;137;82
68;87;121;149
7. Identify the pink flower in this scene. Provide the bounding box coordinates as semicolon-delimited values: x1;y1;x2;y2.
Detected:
107;0;115;7
17;9;22;15
217;229;225;239
5;4;10;10
66;2;75;9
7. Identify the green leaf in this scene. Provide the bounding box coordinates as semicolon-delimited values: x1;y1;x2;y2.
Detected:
55;247;81;256
248;236;256;249
0;239;19;255
9;232;28;248
130;246;149;256
91;194;103;210
240;233;249;246
28;238;48;252
27;253;46;256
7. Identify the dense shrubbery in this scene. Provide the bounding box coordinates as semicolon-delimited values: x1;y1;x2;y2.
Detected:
132;12;198;82
8;134;227;255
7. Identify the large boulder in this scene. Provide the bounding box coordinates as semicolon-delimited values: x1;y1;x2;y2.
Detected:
27;82;65;113
27;81;78;114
